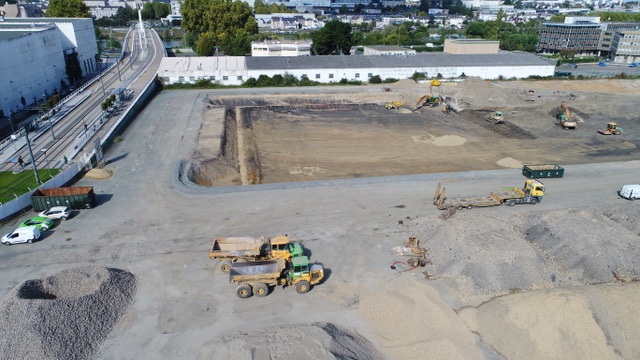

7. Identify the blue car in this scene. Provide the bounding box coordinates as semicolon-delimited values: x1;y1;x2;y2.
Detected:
598;62;607;67
630;62;638;68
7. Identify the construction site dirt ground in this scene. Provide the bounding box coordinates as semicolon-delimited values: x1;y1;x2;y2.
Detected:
1;79;640;360
192;78;640;186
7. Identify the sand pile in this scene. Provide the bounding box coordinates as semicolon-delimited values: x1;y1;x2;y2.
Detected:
84;168;113;179
197;322;385;360
0;266;136;360
458;282;640;360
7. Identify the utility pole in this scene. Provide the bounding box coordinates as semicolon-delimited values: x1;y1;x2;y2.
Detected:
24;126;40;184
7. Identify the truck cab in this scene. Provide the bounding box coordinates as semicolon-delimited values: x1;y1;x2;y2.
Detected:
287;256;324;293
524;179;545;197
268;235;304;260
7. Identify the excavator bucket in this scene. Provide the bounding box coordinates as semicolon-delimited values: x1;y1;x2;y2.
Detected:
439;206;456;220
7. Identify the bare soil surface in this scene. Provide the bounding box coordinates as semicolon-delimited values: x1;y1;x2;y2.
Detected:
191;78;640;187
1;79;640;360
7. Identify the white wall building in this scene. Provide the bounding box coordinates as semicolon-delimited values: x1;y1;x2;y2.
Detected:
0;18;98;118
363;46;416;56
157;52;555;87
252;40;313;57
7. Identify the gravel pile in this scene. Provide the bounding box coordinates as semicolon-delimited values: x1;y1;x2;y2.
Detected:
0;266;136;360
406;204;640;304
198;322;386;360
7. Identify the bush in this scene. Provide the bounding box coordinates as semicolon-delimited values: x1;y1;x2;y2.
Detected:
460;72;467;78
243;77;258;87
382;78;398;83
410;72;427;82
369;75;382;84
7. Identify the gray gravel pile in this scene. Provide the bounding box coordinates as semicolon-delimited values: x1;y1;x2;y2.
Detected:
407;205;640;304
0;266;136;360
198;322;386;360
523;208;640;283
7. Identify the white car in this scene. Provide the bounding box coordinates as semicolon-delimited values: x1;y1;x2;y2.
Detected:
2;226;41;245
38;206;70;221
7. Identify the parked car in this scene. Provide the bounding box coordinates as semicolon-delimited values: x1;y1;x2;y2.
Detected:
19;216;54;231
38;206;70;221
619;184;640;200
598;62;607;67
1;226;40;245
630;62;638;68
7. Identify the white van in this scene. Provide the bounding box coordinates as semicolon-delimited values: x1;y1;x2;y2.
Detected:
619;184;640;200
1;226;41;245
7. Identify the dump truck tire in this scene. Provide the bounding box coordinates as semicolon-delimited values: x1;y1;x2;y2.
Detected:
295;280;311;294
506;200;515;206
220;261;232;273
237;284;252;299
530;198;539;205
254;282;269;297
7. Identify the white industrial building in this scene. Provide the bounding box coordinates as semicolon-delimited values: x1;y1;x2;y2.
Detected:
251;40;313;57
0;18;98;119
157;52;556;86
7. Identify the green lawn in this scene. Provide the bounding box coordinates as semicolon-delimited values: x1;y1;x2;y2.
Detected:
0;169;61;204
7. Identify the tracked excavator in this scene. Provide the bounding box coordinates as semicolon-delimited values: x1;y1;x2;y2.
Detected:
414;80;443;111
557;101;577;129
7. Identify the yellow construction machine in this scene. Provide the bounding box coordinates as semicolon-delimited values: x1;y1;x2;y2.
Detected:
414;80;442;111
485;111;504;124
557;101;577;129
385;101;403;110
598;122;622;135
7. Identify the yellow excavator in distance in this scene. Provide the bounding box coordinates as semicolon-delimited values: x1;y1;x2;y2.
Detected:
557;101;577;129
415;80;442;111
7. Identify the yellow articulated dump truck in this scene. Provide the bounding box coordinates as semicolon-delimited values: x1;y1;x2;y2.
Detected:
230;256;324;298
433;180;545;210
209;235;303;273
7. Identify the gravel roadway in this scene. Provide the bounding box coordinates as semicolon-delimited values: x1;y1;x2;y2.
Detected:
1;86;640;359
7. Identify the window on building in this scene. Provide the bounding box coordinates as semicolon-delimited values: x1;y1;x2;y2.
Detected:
163;77;169;83
315;74;320;79
355;73;360;78
223;76;228;80
210;76;215;80
368;73;373;77
237;76;243;80
189;76;195;82
329;74;334;79
178;76;184;83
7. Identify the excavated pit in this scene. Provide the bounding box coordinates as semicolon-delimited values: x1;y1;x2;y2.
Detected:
186;83;640;187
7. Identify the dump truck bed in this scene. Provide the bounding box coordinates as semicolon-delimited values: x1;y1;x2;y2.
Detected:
522;164;564;179
229;258;285;283
209;237;265;259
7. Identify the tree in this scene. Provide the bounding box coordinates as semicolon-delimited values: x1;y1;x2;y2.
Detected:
45;0;91;17
196;32;217;56
312;20;352;55
339;5;349;14
153;3;170;19
182;0;258;50
221;29;252;55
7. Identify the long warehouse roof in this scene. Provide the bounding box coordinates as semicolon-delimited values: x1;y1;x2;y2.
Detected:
245;52;553;70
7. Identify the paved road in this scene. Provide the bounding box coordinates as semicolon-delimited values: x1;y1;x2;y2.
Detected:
1;89;639;359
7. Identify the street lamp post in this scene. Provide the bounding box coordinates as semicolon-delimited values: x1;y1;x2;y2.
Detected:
41;148;51;176
24;127;40;184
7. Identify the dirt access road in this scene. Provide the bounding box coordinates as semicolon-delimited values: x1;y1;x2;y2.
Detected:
0;79;640;359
